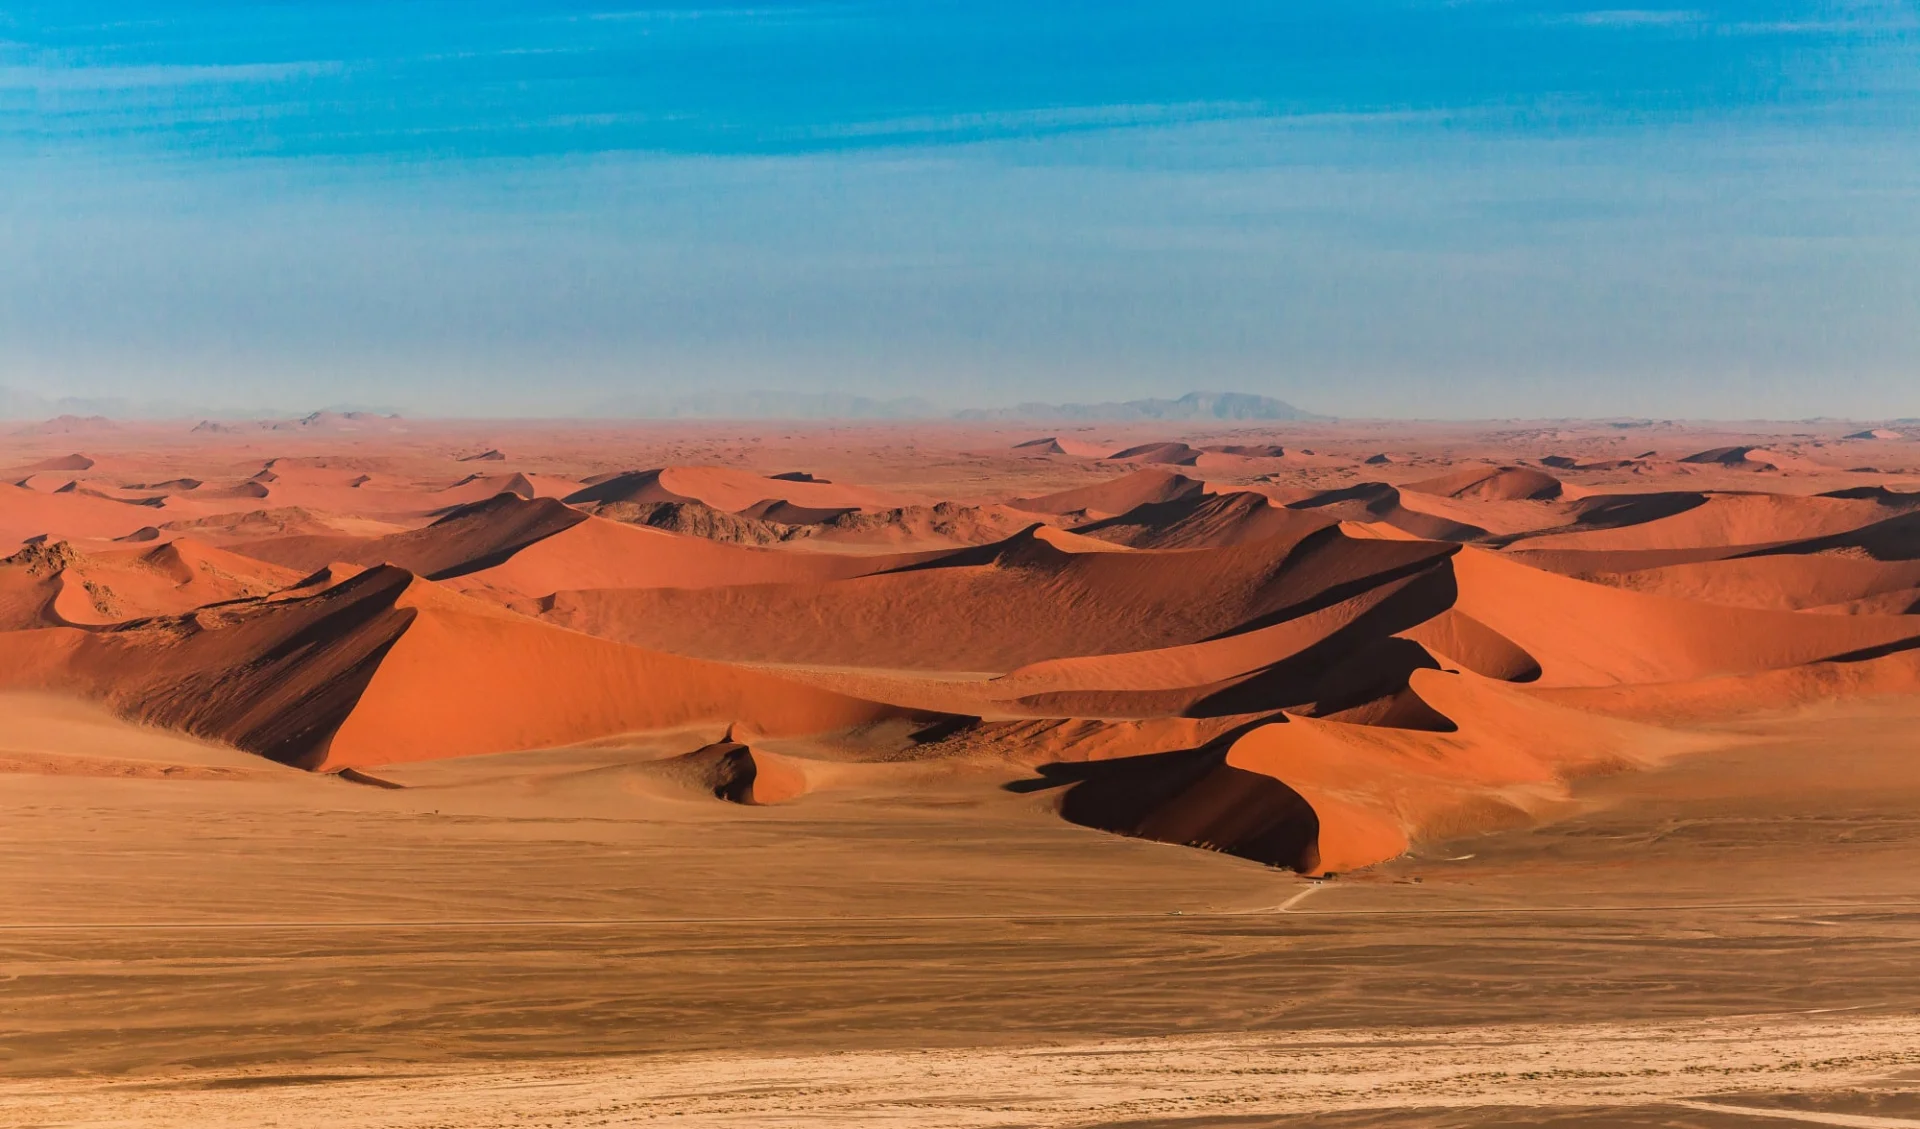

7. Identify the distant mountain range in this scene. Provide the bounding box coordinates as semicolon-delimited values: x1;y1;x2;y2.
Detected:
2;383;1323;423
0;386;201;421
0;386;402;422
589;389;1328;422
953;391;1329;423
586;390;944;420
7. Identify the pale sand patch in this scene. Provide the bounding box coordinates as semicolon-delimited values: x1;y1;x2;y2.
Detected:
4;1015;1917;1128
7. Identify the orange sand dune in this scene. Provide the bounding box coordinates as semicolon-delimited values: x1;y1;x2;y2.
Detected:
234;493;588;578
0;565;932;769
1049;667;1703;874
992;543;1920;718
158;505;399;544
1590;553;1920;611
1008;468;1208;516
1076;491;1336;549
427;471;538;506
1531;647;1920;724
32;539;306;627
990;558;1457;705
10;452;97;474
1737;508;1920;561
1519;491;1903;552
13;423;1920;881
653;740;812;804
1106;441;1202;465
1403;464;1564;501
799;501;1039;549
1678;444;1816;471
566;465;901;513
1452;547;1920;686
544;524;1454;673
451;509;950;598
1012;436;1110;458
0;482;175;547
1285;483;1490;541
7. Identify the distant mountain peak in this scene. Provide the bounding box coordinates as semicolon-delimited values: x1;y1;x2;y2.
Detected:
956;391;1329;423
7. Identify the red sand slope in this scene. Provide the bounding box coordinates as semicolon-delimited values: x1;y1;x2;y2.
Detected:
1106;441;1202;465
1075;491;1337;549
566;466;900;513
0;483;174;547
0;565;932;769
1008;469;1208;516
14;427;1920;880
449;511;949;598
542;523;1454;672
1518;492;1903;552
1451;548;1920;687
1403;465;1564;501
234;493;588;578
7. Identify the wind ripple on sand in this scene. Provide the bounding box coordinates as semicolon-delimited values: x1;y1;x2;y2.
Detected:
4;1016;1917;1127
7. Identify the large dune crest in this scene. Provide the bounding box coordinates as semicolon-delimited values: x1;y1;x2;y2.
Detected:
10;423;1920;877
0;563;937;770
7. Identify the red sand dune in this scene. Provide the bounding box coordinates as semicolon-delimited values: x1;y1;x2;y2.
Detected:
1679;444;1807;470
13;453;97;473
566;466;900;514
1588;554;1920;612
1450;548;1920;687
1517;491;1904;553
235;493;589;578
656;740;812;804
1285;483;1491;542
13;425;1920;878
449;508;948;598
0;482;182;547
1008;468;1209;516
1075;491;1337;549
1012;436;1110;457
0;564;933;769
1403;464;1564;502
1106;441;1202;465
543;523;1453;674
1049;668;1703;874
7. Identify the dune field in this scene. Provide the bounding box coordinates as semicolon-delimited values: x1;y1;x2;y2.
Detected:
6;415;1920;1125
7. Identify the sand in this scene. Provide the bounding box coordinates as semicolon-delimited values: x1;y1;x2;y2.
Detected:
4;417;1920;1123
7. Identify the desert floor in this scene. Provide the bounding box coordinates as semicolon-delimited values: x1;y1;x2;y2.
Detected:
5;693;1920;1126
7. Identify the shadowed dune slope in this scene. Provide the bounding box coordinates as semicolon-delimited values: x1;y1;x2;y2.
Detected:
1452;548;1920;687
1286;483;1491;542
542;524;1455;672
0;482;174;547
1735;508;1920;562
1076;491;1338;549
1518;491;1912;553
450;513;950;597
234;493;588;578
982;544;1920;717
565;466;898;513
17;429;1920;881
1008;469;1208;515
1403;465;1564;501
1107;441;1202;465
1589;554;1920;612
237;493;950;599
0;565;932;770
1049;667;1705;875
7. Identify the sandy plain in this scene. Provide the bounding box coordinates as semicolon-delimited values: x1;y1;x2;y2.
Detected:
4;415;1920;1125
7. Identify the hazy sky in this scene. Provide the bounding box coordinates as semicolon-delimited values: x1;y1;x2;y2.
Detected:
3;1;1916;417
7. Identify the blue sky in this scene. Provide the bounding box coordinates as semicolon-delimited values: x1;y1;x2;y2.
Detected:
2;1;1916;417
